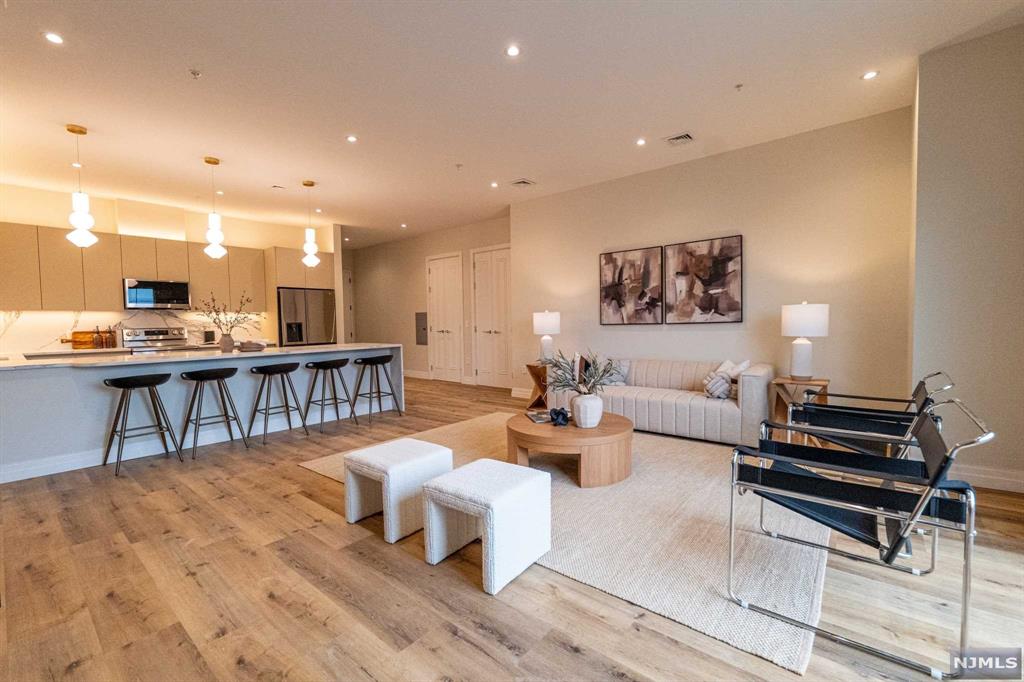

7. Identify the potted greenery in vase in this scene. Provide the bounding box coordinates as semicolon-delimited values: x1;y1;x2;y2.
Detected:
541;350;621;428
195;292;256;352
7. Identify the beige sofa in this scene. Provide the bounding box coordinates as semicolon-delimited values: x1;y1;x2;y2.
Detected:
548;359;773;446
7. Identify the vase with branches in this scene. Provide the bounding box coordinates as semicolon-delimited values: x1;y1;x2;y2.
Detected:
541;350;621;428
195;292;256;352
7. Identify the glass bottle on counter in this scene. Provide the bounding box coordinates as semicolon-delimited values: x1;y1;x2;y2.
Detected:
92;326;103;349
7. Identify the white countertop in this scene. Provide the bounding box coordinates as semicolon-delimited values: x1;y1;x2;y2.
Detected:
0;343;401;371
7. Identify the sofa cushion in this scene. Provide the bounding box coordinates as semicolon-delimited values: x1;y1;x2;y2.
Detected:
627;359;722;391
601;385;741;444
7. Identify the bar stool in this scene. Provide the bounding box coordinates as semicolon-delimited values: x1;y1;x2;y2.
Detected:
247;362;309;444
304;358;359;432
179;367;250;458
353;355;403;423
102;373;183;476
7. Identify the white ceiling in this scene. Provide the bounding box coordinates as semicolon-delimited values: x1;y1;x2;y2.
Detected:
2;0;1022;247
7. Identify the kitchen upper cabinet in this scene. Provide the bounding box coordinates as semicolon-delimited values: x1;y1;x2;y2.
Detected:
272;247;306;288
304;252;334;289
38;227;86;310
0;222;42;310
82;233;124;310
120;235;158;280
227;246;266;312
156;239;189;281
187;241;230;307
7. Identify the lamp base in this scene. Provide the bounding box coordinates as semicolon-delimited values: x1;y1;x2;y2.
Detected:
539;335;554;360
790;337;814;380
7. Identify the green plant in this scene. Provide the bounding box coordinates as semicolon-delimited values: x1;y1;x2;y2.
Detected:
195;292;256;334
542;350;621;395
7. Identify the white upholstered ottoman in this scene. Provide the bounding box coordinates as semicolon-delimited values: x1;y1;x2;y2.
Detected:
344;438;453;543
422;458;551;595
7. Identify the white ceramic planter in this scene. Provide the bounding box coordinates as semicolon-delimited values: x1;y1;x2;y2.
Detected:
572;393;603;428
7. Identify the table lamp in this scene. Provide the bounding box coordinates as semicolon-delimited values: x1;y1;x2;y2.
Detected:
781;302;829;380
533;310;560;360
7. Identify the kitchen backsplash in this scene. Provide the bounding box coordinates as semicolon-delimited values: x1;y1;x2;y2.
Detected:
0;310;270;353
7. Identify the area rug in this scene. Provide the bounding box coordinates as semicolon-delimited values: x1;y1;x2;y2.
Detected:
300;412;829;673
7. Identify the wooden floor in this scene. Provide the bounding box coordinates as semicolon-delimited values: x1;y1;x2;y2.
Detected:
0;378;1020;681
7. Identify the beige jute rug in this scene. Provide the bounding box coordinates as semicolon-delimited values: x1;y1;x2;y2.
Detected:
300;412;829;673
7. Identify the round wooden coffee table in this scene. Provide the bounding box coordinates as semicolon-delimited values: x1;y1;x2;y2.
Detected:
506;413;634;488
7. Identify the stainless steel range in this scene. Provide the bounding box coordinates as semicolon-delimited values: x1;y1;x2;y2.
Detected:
121;326;200;353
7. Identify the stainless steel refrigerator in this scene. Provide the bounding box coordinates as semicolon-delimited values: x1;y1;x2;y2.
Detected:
277;287;337;346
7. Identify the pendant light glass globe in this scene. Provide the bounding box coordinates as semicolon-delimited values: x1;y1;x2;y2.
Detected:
67;228;99;248
302;253;320;268
69;208;95;230
204;242;227;259
303;228;319;256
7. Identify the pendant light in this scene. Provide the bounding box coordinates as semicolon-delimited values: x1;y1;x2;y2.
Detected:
301;180;320;268
203;156;226;259
65;124;98;248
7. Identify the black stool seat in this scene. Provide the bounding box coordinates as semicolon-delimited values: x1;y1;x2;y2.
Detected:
354;355;392;366
103;373;171;390
251;362;300;375
181;367;237;382
306;358;350;371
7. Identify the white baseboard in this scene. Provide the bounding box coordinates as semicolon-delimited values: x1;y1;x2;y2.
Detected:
952;462;1024;493
510;387;532;399
404;369;429;379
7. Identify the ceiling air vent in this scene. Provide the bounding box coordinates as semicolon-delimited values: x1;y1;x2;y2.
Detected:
509;178;536;187
664;132;694;146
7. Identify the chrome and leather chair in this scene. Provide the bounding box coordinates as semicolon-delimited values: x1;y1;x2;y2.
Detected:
728;398;993;678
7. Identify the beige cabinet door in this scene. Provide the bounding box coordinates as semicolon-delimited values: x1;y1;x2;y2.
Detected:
38;227;86;310
187;241;230;307
227;246;266;312
83;234;124;310
274;247;306;288
156;239;190;281
0;222;42;310
121;235;158;280
304;252;334;289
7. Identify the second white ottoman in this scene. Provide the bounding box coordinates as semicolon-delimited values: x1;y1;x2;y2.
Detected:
344;438;453;543
422;458;551;595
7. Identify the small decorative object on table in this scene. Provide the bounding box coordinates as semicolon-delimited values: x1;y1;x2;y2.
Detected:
549;408;569;426
542;350;621;428
195;292;256;353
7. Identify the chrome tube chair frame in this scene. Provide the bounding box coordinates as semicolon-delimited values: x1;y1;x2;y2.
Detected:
728;399;993;679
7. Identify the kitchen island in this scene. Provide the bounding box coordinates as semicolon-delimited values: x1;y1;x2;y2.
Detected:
0;343;403;483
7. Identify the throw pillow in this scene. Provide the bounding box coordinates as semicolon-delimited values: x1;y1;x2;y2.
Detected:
703;371;731;399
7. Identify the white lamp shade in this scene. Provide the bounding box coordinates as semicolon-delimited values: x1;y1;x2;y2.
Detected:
71;191;91;214
781;302;829;337
207;212;222;231
66;228;98;248
203;242;227;259
533;311;560;336
302;252;320;268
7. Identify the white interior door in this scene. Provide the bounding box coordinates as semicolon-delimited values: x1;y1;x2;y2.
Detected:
473;247;511;388
427;254;463;382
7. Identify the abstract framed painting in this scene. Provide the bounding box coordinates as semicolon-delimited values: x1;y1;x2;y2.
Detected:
599;246;663;325
664;235;743;324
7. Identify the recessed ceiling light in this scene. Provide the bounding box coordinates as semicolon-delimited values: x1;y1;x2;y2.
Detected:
400;223;408;229
70;162;82;169
490;181;499;188
861;70;879;80
344;237;350;242
315;208;322;213
346;135;358;143
635;138;646;147
215;190;224;195
44;32;64;44
505;44;520;58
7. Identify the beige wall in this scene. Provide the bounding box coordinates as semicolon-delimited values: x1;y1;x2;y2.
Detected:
352;215;510;375
913;24;1024;490
0;183;333;251
510;108;914;398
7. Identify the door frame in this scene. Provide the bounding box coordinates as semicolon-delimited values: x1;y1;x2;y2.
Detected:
469;243;512;387
425;251;464;382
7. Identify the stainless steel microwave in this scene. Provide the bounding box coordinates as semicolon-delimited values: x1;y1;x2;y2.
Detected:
123;279;191;310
